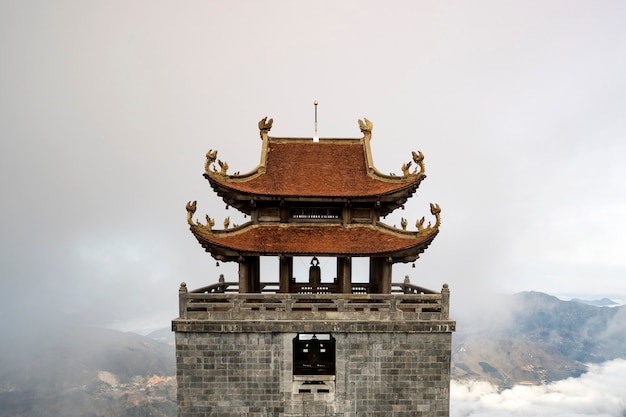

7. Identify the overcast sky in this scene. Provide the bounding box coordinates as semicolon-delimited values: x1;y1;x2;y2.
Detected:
1;1;626;333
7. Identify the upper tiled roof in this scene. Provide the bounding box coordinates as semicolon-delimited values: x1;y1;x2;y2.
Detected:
205;138;424;199
190;222;438;261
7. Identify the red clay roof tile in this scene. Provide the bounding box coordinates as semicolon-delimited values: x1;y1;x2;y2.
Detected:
191;223;437;258
208;139;421;198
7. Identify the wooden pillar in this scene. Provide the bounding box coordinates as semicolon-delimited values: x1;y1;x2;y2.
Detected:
344;257;352;294
279;205;289;223
337;257;352;293
369;257;391;293
279;256;293;293
369;258;380;293
238;257;249;293
342;203;352;226
380;257;392;294
336;258;343;292
248;256;261;293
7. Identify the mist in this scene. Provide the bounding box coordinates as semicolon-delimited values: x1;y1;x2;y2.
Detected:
451;359;626;417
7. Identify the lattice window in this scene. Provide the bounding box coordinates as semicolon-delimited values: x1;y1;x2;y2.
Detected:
289;207;341;220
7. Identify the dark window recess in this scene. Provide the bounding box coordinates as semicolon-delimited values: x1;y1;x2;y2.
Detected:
290;207;341;219
293;334;336;375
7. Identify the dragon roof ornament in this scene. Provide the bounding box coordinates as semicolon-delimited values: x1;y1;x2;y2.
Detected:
186;200;215;232
204;149;230;177
258;116;273;140
185;200;197;226
400;151;426;178
358;118;373;140
416;203;442;233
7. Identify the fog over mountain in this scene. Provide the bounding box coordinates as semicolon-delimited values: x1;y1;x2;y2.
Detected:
450;292;626;417
452;292;626;388
0;319;176;417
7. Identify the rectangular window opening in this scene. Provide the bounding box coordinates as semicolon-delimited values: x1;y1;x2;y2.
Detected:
293;333;336;376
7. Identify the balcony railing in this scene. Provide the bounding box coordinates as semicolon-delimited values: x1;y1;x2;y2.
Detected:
188;276;438;295
177;278;451;322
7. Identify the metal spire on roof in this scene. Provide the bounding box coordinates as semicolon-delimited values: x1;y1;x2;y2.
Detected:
313;100;319;142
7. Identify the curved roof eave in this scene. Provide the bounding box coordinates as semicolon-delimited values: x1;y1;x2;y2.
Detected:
189;222;439;262
202;132;428;203
205;172;424;201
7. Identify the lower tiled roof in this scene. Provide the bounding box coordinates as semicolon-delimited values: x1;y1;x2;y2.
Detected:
190;222;438;260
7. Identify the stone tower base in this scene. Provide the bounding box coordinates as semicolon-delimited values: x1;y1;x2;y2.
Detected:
174;323;452;417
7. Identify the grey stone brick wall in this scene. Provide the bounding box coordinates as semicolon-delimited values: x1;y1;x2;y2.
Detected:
175;325;452;417
175;332;284;416
336;332;451;417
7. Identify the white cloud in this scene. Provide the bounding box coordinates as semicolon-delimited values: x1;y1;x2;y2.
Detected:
451;359;626;417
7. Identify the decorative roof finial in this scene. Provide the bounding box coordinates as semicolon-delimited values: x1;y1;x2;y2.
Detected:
412;151;425;176
205;149;218;175
217;159;229;175
186;200;197;226
258;116;273;140
415;203;442;232
358;118;373;140
401;151;426;178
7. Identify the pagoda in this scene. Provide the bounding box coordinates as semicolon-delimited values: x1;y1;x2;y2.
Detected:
173;117;455;417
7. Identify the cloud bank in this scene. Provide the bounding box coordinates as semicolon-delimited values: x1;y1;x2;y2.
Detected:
451;359;626;417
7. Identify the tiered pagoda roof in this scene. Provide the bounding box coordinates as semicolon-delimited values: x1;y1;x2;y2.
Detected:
186;117;441;264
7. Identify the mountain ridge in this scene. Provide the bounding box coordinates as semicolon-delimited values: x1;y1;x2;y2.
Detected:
0;322;176;417
452;291;626;387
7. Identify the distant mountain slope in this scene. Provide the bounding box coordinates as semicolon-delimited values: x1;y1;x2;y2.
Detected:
148;327;176;346
453;291;626;388
0;323;176;417
569;297;619;306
